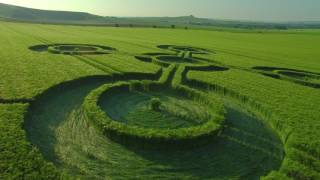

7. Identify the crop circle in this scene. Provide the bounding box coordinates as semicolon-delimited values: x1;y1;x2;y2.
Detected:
29;44;116;55
253;66;320;88
135;45;224;69
83;81;225;148
23;43;282;179
156;55;202;64
158;45;211;54
25;75;284;179
101;89;216;129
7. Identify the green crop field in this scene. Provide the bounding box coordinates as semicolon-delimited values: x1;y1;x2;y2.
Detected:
1;20;320;180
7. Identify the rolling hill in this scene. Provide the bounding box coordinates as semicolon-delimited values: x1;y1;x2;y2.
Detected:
0;2;319;29
0;3;106;24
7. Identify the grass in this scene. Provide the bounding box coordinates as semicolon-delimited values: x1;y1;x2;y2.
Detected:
0;104;62;179
0;20;320;179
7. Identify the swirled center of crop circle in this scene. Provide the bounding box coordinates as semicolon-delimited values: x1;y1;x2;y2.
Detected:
100;90;215;129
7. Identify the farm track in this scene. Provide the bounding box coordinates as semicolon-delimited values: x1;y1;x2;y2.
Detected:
74;55;121;74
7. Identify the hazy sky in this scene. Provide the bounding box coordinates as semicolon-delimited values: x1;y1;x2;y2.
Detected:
1;0;319;22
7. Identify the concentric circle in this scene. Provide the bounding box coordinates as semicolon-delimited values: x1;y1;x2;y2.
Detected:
83;81;225;148
253;66;320;88
135;45;221;67
22;42;284;179
29;44;116;55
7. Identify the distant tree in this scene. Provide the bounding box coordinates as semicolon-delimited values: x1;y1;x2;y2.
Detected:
115;23;119;27
129;24;133;28
184;26;188;30
171;25;176;29
153;25;157;28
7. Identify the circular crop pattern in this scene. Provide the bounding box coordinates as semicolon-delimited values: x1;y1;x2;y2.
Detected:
23;44;283;179
83;81;225;148
156;55;201;64
25;75;283;179
135;45;223;68
253;66;320;89
158;45;211;54
29;44;116;55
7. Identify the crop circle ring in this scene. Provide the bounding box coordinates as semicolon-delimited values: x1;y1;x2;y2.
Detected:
29;44;116;55
83;81;225;148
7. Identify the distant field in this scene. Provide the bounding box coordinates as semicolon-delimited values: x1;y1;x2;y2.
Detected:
0;21;319;179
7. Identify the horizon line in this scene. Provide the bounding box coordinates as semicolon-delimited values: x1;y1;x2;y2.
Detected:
1;2;319;24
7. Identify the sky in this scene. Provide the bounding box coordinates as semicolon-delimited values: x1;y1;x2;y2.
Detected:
0;0;319;22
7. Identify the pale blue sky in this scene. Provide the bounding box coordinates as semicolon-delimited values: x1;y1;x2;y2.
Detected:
1;0;319;22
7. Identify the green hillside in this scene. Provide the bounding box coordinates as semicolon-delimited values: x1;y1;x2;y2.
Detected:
0;3;106;24
1;3;319;29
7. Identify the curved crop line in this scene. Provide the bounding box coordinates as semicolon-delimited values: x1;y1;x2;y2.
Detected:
183;74;291;143
220;134;282;160
29;44;116;55
252;66;320;89
1;68;162;106
21;43;287;178
253;66;320;75
22;65;286;179
172;64;289;146
83;80;225;149
134;45;229;70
